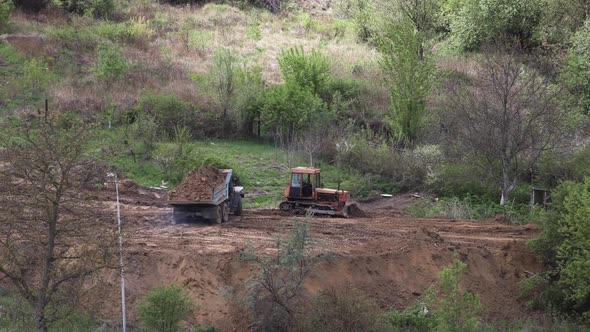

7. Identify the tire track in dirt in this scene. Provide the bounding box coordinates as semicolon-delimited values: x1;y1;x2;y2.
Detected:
93;186;544;328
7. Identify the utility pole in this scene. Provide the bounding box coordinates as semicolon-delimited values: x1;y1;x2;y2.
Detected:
109;173;127;332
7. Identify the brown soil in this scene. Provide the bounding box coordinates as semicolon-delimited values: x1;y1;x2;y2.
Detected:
168;167;226;202
93;186;544;330
347;202;368;218
2;35;46;56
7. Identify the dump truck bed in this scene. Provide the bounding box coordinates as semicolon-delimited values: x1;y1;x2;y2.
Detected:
169;169;232;206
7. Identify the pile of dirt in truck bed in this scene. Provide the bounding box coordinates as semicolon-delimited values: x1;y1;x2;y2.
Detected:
168;167;226;202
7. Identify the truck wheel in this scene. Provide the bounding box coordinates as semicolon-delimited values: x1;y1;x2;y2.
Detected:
214;205;223;224
222;202;229;223
234;198;242;216
173;207;188;224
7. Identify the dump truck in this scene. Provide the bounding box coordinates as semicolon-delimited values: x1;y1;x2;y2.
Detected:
279;167;350;217
168;167;244;224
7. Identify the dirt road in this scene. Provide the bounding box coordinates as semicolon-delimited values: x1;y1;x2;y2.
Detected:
97;183;543;329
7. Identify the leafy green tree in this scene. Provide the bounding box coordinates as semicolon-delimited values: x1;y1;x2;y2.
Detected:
537;0;588;46
554;181;590;316
561;19;590;115
137;284;194;332
235;64;264;136
377;19;433;146
529;179;590;318
209;48;239;125
278;47;331;97
258;82;325;147
442;0;542;50
352;0;375;42
0;0;13;32
425;259;481;332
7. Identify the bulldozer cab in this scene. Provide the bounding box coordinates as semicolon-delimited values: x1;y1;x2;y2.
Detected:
288;167;321;199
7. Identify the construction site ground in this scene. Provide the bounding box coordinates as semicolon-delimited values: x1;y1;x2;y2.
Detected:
98;181;544;330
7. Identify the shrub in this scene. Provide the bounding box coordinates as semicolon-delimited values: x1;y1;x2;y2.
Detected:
428;163;495;198
93;42;129;83
45;24;99;50
384;306;431;331
249;0;290;13
19;58;52;100
245;219;319;331
278;47;331;97
124;16;154;48
336;134;427;193
350;0;375;42
527;180;590;317
13;0;47;12
52;0;116;19
408;196;495;220
257;82;326;145
0;0;13;32
537;0;587;46
425;259;481;331
137;284;194;332
128;112;159;158
188;30;213;55
442;0;542;50
135;92;193;137
534;178;590;318
152;144;177;181
561;19;590;115
246;15;262;41
301;287;384;332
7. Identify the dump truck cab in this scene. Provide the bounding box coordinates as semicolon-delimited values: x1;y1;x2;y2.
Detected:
281;167;349;217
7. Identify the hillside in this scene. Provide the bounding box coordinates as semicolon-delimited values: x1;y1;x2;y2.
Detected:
2;0;590;331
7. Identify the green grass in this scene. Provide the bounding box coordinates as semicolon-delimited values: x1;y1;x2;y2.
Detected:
0;42;27;112
92;127;358;208
406;195;532;222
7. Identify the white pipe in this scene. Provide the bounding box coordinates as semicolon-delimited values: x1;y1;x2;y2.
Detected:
112;173;127;332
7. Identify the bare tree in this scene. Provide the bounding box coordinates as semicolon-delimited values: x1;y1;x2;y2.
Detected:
297;125;325;167
0;119;117;331
246;219;320;331
443;43;572;205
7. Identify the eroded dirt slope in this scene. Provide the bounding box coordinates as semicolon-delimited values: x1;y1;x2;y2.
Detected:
96;184;543;329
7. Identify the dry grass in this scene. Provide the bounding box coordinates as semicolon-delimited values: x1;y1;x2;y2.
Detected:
4;1;384;119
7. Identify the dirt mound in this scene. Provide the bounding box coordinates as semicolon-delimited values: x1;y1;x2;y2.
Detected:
92;191;544;328
347;203;368;218
169;167;226;201
359;194;418;217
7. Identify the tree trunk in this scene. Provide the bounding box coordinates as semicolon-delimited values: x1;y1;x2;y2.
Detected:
500;159;513;206
35;203;58;332
34;303;48;332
